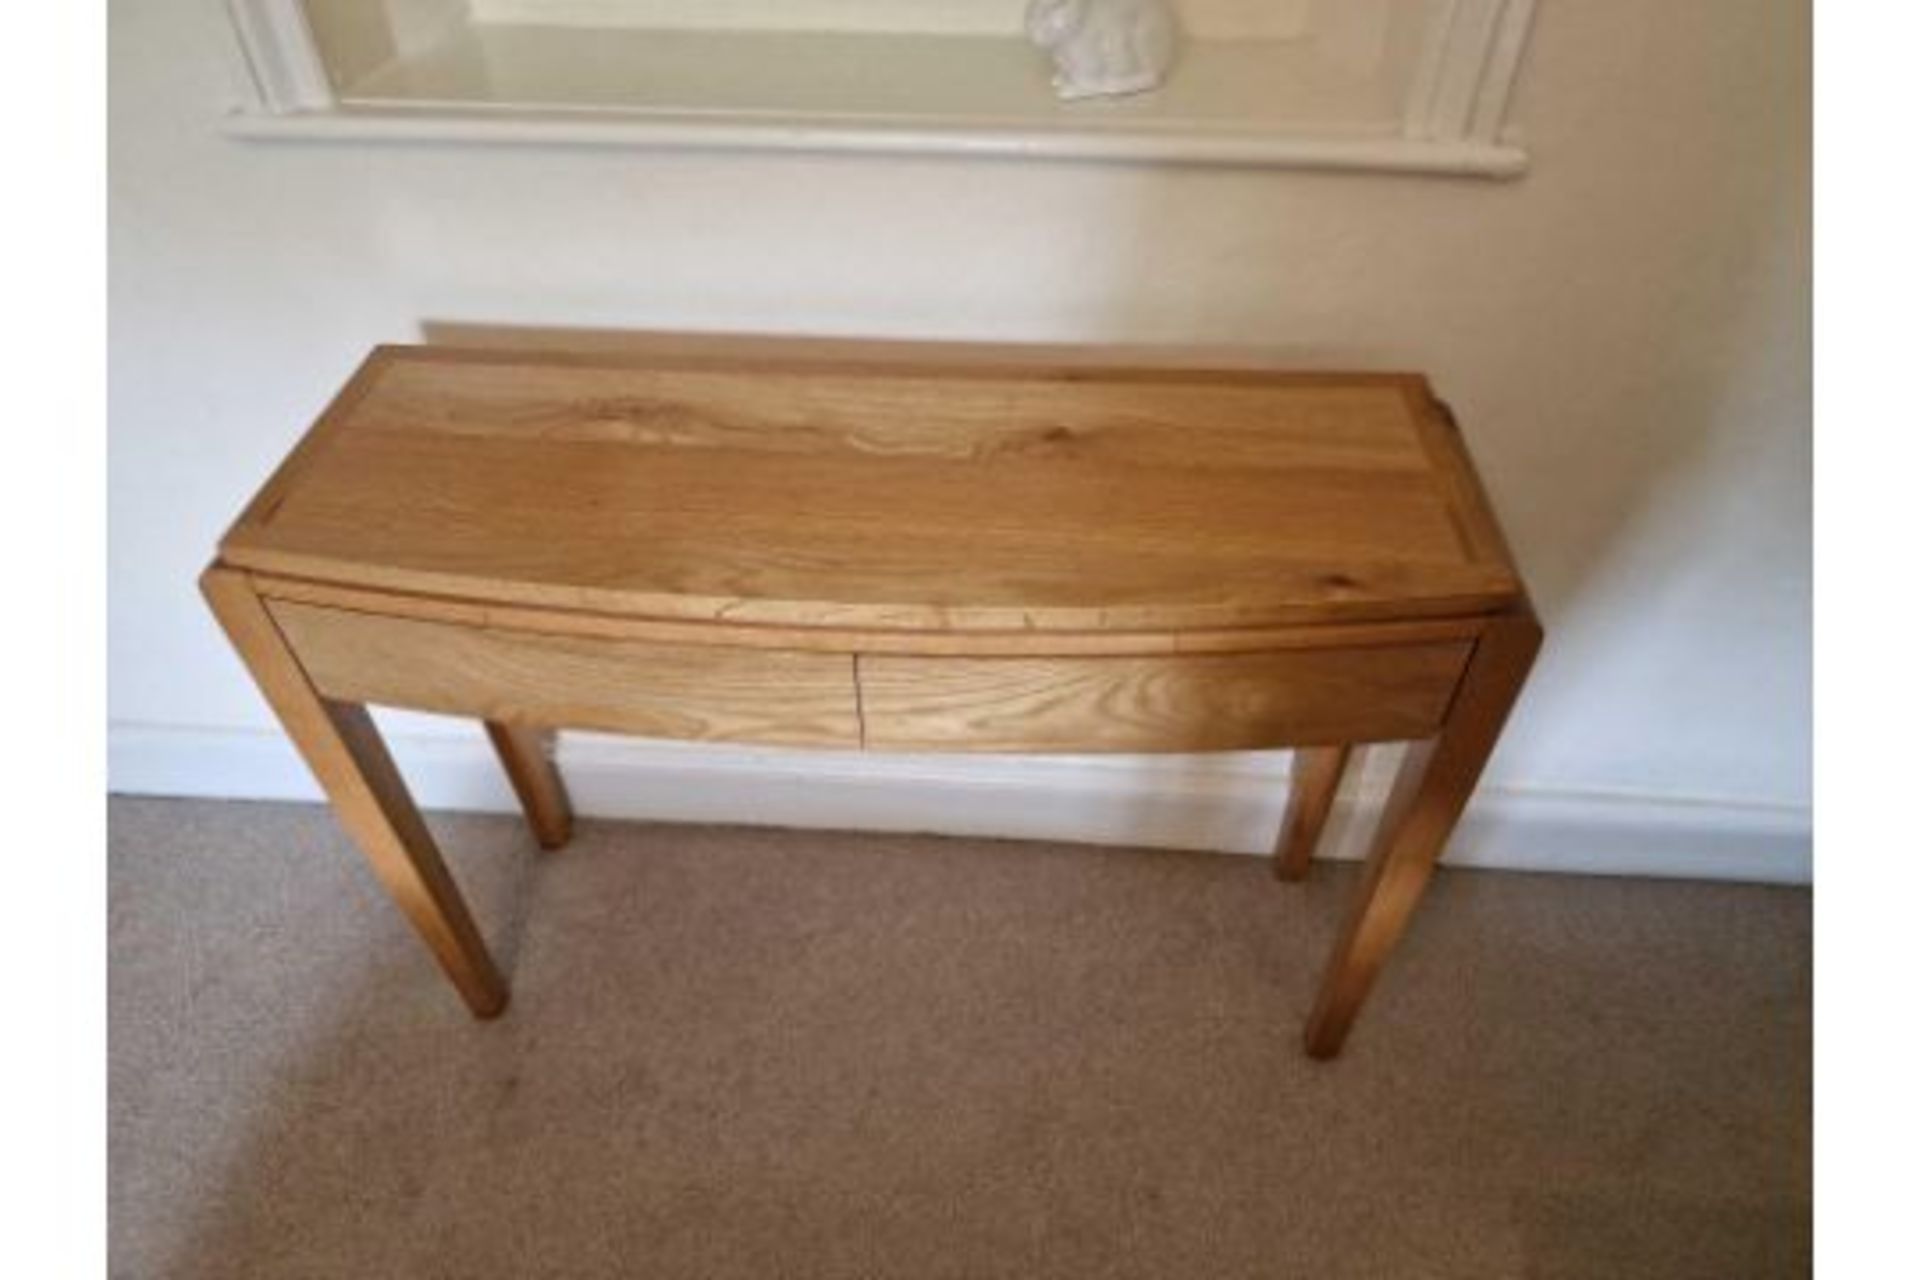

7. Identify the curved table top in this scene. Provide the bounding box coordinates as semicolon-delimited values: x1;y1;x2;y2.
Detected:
219;340;1523;641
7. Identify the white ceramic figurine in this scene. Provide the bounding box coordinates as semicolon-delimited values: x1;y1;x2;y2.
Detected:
1026;0;1181;101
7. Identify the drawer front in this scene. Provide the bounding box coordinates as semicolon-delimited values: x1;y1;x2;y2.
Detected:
858;643;1473;753
269;601;861;747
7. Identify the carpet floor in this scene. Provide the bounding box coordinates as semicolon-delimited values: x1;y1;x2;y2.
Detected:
108;796;1810;1278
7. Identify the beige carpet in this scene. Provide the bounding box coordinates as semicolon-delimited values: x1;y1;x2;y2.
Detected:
109;796;1810;1278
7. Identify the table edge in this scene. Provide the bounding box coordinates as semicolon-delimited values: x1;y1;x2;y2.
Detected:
226;566;1515;658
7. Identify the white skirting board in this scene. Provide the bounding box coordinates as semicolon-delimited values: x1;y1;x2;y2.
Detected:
108;722;1812;885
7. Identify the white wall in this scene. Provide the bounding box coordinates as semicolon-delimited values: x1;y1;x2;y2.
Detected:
109;0;1811;877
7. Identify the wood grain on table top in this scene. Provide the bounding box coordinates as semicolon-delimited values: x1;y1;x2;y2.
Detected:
220;343;1521;635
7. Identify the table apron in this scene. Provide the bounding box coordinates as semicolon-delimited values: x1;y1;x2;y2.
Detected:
267;598;1474;754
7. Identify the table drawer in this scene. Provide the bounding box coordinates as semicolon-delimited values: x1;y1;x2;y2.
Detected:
858;643;1474;753
268;601;861;747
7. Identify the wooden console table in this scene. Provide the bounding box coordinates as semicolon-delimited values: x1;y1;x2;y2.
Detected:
202;337;1539;1058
